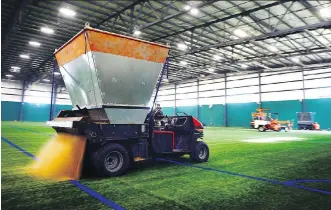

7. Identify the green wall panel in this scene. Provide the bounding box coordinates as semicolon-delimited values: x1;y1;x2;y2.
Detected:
3;98;330;129
176;106;198;118
54;104;72;117
1;101;21;121
199;104;224;126
23;103;51;122
162;107;175;116
262;100;301;128
227;102;258;127
305;98;331;129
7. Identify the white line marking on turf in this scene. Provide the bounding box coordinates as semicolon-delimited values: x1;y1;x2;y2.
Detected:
242;137;303;143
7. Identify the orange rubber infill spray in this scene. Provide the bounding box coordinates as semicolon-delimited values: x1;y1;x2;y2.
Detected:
26;133;86;181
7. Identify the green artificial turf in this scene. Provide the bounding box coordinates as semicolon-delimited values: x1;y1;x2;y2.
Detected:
2;122;331;210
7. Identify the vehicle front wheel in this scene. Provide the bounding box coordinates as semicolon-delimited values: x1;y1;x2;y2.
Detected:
258;126;265;132
190;141;209;162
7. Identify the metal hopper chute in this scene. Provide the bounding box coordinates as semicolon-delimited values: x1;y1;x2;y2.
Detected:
54;25;169;124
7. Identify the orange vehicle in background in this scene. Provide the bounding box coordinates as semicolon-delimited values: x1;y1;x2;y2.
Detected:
251;108;293;132
250;108;268;129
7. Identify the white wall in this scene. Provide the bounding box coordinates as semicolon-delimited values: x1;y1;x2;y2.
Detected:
1;79;72;105
1;80;22;102
153;68;331;106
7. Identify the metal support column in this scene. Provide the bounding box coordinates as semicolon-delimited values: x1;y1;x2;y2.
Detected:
197;79;200;120
49;59;56;120
151;58;168;112
301;68;306;112
224;73;228;127
174;83;177;115
19;80;26;121
258;71;262;108
52;84;58;118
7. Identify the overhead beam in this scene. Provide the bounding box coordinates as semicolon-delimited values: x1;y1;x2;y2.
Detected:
96;0;147;28
138;0;218;30
300;0;324;22
1;0;29;51
170;20;331;59
152;0;291;41
304;29;331;51
170;46;330;75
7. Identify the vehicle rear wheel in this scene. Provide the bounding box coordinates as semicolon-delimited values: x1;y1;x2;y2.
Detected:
190;141;209;162
92;143;130;177
258;126;265;132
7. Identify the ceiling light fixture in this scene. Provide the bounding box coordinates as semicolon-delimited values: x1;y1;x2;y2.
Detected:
59;8;76;17
41;27;54;34
54;72;61;75
10;66;21;73
11;66;21;70
20;54;30;59
268;45;278;52
133;30;141;36
43;79;50;82
177;43;188;50
213;55;221;60
241;64;248;68
320;7;331;18
233;28;248;38
6;74;14;78
180;61;188;66
29;41;41;47
190;8;199;15
184;5;191;11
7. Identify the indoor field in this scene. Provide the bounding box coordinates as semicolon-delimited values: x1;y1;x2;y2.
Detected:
1;0;331;210
2;122;331;210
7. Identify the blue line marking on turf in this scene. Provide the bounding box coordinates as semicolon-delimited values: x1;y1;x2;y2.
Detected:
1;137;37;160
156;158;281;184
283;184;331;195
283;179;331;185
156;158;331;195
1;136;125;210
69;180;125;210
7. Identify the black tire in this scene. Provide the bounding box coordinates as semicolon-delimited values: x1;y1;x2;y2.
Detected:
258;126;265;132
190;141;209;162
92;143;130;177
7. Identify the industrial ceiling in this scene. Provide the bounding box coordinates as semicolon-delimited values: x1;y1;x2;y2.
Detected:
1;0;331;84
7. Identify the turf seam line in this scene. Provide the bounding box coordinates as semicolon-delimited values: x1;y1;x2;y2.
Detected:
6;125;54;136
156;158;331;195
1;136;125;210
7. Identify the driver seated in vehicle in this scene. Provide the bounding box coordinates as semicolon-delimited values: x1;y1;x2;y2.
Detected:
153;104;164;119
